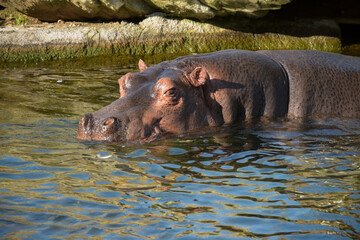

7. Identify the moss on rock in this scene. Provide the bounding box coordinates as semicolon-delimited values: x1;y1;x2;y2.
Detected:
254;34;341;52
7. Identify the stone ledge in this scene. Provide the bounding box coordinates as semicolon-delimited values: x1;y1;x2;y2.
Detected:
0;16;342;62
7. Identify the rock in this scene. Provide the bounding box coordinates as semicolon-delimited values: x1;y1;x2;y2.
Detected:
0;0;292;21
146;0;216;19
0;16;342;62
0;0;155;21
147;0;292;19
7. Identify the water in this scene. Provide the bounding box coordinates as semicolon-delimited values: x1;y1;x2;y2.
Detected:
0;58;359;239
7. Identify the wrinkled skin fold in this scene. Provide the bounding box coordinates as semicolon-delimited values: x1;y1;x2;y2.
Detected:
76;50;360;143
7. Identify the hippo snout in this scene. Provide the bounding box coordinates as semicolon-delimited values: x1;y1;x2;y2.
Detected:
82;113;94;129
76;113;94;138
76;113;127;142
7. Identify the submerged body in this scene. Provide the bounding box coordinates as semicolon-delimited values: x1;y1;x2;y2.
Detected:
76;50;360;143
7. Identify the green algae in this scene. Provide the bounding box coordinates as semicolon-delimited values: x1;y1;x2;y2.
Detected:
342;44;360;57
254;34;341;52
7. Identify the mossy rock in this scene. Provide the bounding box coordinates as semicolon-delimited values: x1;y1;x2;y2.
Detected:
0;16;342;62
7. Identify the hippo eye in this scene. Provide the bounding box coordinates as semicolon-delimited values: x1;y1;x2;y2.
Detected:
164;88;177;97
154;79;181;105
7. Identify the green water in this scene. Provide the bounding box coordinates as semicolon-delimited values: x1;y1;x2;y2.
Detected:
0;57;359;239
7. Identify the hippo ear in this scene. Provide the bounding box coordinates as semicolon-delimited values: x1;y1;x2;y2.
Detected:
138;59;149;72
188;67;209;87
118;77;126;98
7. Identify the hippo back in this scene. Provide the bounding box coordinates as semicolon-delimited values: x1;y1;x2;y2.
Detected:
258;50;360;118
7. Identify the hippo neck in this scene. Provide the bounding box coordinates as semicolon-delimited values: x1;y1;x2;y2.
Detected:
207;78;244;124
202;53;289;122
171;50;289;123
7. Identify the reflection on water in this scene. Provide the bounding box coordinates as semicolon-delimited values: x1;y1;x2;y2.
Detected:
0;59;359;239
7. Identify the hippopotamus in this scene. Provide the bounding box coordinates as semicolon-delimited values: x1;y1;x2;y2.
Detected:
76;50;360;143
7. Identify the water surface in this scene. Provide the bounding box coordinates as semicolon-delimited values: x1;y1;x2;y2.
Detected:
0;58;359;239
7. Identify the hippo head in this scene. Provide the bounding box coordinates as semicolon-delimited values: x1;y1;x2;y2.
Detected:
76;59;221;143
